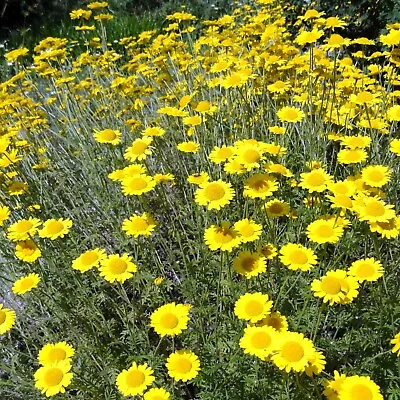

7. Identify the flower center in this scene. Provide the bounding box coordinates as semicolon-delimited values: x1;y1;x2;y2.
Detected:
44;368;64;386
0;310;6;324
46;221;64;235
308;173;325;186
101;129;116;140
251;331;271;349
132;142;148;154
49;348;67;361
245;300;264;317
129;177;147;190
215;228;234;243
242;257;257;271
161;313;179;329
350;384;373;400
368;171;384;183
126;370;145;387
242;149;260;163
20;278;34;290
355;263;375;278
175;358;192;374
281;341;304;362
321;276;341;294
289;250;308;265
204;183;225;201
316;224;334;238
82;251;99;266
365;202;385;217
109;259;128;274
16;220;33;233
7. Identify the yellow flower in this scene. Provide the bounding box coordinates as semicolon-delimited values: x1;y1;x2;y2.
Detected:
279;243;318;271
166;350;200;382
38;218;73;240
277;106;305;123
183;115;203;126
144;388;171;400
38;342;75;366
347;258;383;282
142;126;165;137
208;145;234;164
391;332;400;356
124;137;153;161
7;218;41;241
244;174;278;199
122;213;157;238
15;239;41;262
338;376;383;400
12;273;40;295
195;180;234;210
234;292;273;323
337;148;367;164
93;128;121;145
389;138;400;156
263;199;290;218
353;196;396;223
307;218;344;244
99;254;137;284
299;168;333;193
234;219;262;242
361;165;391;188
387;104;400;121
177;141;200;153
116;362;155;397
311;269;359;305
294;29;323;46
121;175;157;196
34;360;73;397
204;222;242;252
150;303;190;337
233;251;267;279
187;172;209;185
240;325;277;359
271;332;317;373
5;47;29;62
0;304;16;335
254;311;288;332
72;248;106;273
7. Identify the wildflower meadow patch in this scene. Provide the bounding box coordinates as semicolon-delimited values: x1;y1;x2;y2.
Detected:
1;0;400;399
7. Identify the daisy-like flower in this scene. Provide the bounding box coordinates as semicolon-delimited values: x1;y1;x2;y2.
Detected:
338;375;383;400
142;126;165;137
353;196;396;224
240;325;277;359
276;106;305;123
234;292;273;323
183;115;203;126
144;388;171;400
150;303;191;337
369;216;400;239
12;273;41;295
122;213;157;238
38;218;73;240
38;342;75;366
177;141;200;153
7;218;41;241
233;251;267;279
195;180;234;210
255;311;288;332
208;145;234;164
258;243;278;259
389;138;400;156
304;351;326;377
99;254;137;284
15;239;41;262
307;218;344;244
122;175;157;196
263;199;290;218
204;222;242;252
279;243;318;271
166;350;200;382
234;219;262;242
311;269;359;305
337;148;368;164
187;172;209;185
0;304;16;334
116;362;155;397
340;135;371;149
72;248;106;273
361;165;391;188
244;173;278;199
124;137;153;161
93;128;121;145
299;168;333;193
271;331;316;373
347;258;383;282
234;143;264;170
387;104;400;121
34;360;73;397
